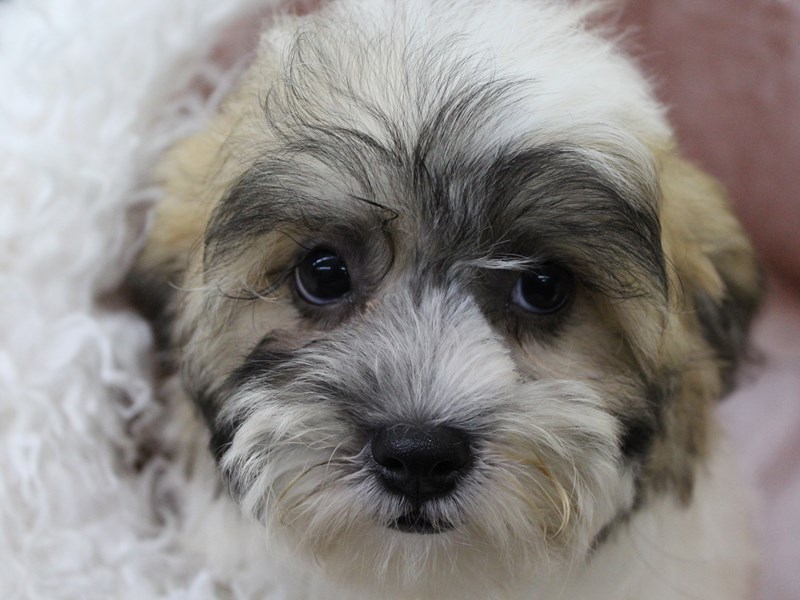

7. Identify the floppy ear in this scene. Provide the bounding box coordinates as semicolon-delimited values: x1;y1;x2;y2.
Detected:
127;43;278;338
127;114;239;342
658;150;763;390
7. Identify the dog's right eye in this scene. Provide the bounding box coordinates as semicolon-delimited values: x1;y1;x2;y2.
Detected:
294;248;351;305
510;263;574;315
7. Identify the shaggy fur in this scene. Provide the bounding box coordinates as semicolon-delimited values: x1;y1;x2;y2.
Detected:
128;0;762;598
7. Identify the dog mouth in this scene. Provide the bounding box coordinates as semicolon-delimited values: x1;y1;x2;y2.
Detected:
389;511;455;534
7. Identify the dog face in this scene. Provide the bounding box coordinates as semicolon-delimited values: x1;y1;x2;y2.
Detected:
133;0;761;596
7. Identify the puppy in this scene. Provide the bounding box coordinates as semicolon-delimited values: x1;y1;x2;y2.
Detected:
131;0;762;598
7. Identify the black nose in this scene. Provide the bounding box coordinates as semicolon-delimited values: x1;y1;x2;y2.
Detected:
370;425;472;502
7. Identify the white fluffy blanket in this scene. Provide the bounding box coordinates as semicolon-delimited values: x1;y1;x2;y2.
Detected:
0;0;283;596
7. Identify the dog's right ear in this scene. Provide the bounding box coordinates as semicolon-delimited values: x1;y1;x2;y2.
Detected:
127;37;284;346
127;34;285;339
127;116;238;345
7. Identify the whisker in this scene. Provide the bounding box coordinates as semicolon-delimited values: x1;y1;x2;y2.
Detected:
500;450;578;539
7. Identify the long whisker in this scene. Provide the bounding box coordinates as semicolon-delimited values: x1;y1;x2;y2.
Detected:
276;446;352;522
276;461;330;522
501;450;578;539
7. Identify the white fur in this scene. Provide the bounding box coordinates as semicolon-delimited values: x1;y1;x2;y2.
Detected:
256;0;668;208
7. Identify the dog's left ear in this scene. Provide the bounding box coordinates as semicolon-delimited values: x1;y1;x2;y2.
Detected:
658;149;763;388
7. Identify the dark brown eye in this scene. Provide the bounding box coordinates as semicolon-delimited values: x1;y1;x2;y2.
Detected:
295;248;351;305
511;263;574;314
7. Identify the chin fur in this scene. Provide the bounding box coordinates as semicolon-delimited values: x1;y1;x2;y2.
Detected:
131;1;762;598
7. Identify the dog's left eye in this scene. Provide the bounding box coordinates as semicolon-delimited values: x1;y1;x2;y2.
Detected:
511;263;574;314
295;248;351;305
